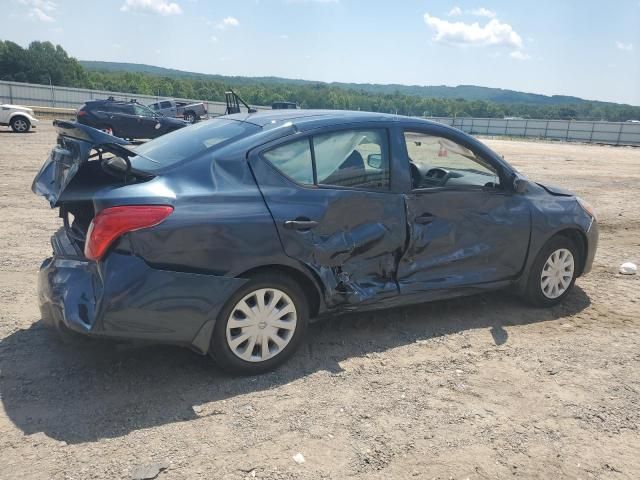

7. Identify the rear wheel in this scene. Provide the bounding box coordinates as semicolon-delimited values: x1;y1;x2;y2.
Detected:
10;116;30;133
184;111;197;123
210;273;308;374
523;236;579;307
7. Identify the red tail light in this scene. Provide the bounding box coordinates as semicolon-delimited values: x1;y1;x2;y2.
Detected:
85;205;173;261
77;109;87;117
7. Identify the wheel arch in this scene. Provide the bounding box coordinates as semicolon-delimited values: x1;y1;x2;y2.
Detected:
235;263;324;319
10;113;31;126
552;228;588;276
529;227;587;278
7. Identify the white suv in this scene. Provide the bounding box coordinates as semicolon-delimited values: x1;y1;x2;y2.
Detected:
0;104;39;133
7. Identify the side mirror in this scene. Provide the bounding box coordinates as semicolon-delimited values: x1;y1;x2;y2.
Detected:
513;177;529;194
367;153;383;169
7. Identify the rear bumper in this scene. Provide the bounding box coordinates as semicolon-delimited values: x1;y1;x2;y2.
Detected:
38;250;248;353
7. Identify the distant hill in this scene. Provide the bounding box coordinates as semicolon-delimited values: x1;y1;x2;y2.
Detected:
79;60;604;107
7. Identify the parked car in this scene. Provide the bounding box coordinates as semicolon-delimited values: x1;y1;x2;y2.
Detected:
32;111;598;374
148;99;208;123
76;97;188;140
272;102;298;110
0;104;39;133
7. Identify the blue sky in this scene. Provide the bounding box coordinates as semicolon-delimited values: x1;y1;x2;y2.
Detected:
5;0;640;105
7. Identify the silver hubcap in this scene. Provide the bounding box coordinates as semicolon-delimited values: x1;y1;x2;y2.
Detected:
14;119;28;132
541;248;574;299
226;288;297;363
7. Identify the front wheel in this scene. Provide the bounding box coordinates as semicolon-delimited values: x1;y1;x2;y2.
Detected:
10;116;30;133
210;273;308;374
523;236;579;307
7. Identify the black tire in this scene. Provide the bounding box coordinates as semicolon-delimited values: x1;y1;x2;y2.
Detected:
10;116;30;133
184;111;197;123
210;272;309;375
522;235;579;307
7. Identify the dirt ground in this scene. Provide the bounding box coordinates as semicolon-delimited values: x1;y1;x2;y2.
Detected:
0;123;638;480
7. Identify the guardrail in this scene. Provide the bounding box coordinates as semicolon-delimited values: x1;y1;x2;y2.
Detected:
425;116;640;146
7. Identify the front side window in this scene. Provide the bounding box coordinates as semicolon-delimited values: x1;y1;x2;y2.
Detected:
404;131;499;190
262;129;390;191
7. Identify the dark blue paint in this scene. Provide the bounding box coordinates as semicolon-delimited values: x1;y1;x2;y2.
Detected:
32;111;598;353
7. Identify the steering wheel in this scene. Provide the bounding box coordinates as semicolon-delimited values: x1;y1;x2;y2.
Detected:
425;168;451;187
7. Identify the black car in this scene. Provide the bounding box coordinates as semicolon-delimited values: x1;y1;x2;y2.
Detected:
272;102;299;110
76;98;188;140
32;111;598;374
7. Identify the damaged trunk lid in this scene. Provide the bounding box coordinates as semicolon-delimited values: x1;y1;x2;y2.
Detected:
32;120;137;207
32;120;156;257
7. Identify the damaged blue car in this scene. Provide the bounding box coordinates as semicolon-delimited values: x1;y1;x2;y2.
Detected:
32;111;598;374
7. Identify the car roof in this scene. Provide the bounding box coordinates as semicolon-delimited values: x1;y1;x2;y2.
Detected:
224;109;434;129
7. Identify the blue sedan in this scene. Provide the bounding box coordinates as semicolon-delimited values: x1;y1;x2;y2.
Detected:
32;110;598;374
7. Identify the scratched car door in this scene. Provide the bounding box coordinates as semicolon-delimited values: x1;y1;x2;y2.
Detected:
249;127;407;309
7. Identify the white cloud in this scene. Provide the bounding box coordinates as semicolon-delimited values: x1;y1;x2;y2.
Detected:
616;41;633;51
469;7;496;18
448;6;496;18
424;13;523;49
120;0;182;16
28;6;54;21
216;16;239;29
509;50;530;60
279;34;289;39
18;0;56;10
18;0;57;22
210;35;218;42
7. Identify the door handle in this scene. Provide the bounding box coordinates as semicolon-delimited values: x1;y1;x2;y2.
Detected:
415;213;435;225
283;219;319;230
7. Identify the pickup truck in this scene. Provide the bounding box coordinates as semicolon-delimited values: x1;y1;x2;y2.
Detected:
148;99;208;123
0;104;39;133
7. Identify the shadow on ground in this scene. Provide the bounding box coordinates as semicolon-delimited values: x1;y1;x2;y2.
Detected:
0;287;590;444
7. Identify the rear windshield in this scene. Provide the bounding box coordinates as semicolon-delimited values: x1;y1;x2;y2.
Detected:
129;119;260;172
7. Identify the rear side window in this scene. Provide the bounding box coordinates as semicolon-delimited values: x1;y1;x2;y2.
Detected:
262;129;390;190
160;101;172;109
263;138;314;185
314;130;389;189
129;119;260;172
110;103;133;114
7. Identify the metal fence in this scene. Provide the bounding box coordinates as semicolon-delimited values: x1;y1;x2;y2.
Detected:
425;116;640;146
0;80;269;117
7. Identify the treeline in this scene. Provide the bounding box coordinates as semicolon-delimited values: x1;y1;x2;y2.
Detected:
2;40;639;121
